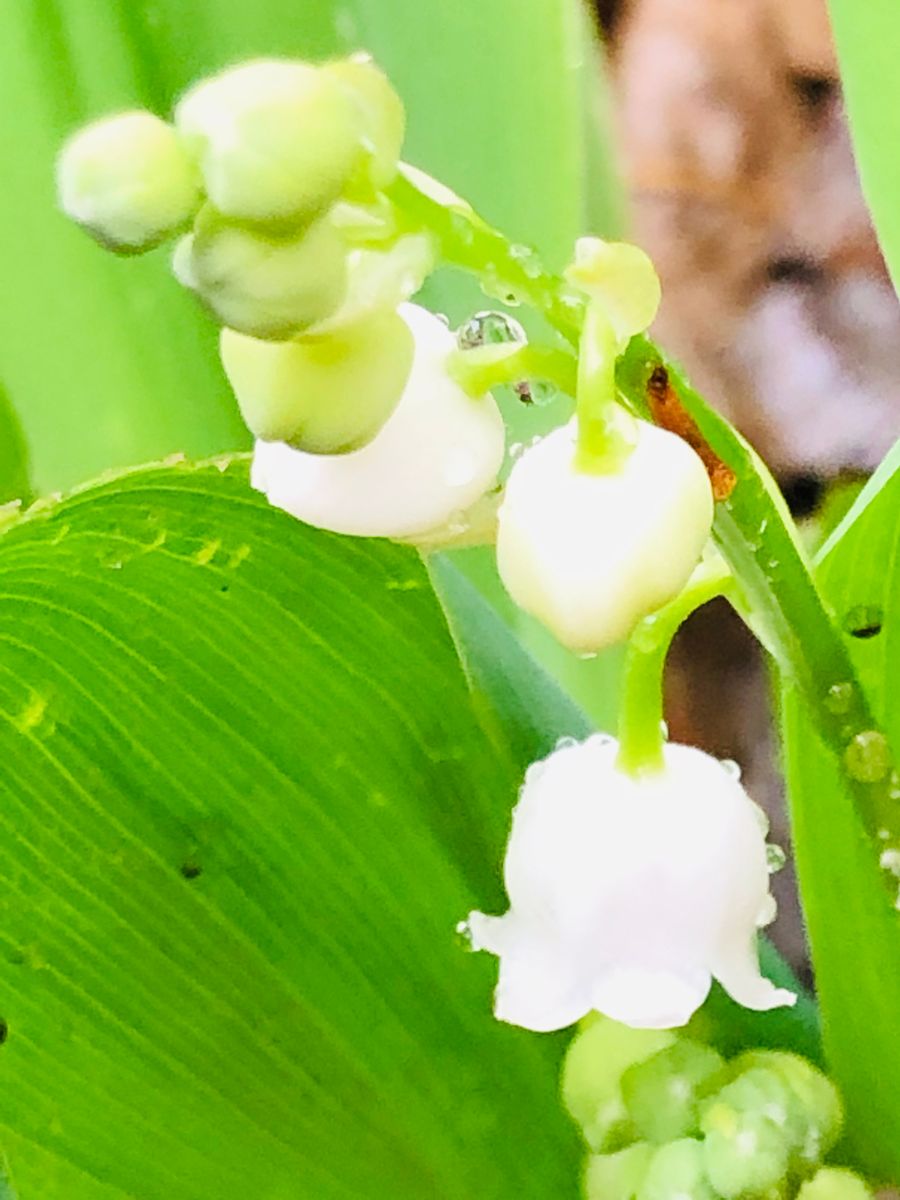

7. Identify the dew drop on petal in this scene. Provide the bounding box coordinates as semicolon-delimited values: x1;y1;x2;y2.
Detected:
766;843;787;874
720;758;742;781
554;735;580;752
880;849;900;877
756;894;778;928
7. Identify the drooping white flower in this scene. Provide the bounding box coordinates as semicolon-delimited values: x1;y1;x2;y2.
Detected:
250;303;506;538
496;419;714;652
467;734;794;1032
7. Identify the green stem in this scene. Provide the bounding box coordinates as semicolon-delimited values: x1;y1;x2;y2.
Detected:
447;343;577;398
574;305;635;472
617;563;733;775
390;164;900;864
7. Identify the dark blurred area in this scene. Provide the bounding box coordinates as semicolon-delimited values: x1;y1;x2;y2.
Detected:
594;0;900;975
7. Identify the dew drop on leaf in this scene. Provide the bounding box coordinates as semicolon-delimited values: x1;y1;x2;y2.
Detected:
844;729;892;783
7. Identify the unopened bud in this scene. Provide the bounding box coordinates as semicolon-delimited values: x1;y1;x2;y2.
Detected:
566;236;661;346
797;1169;874;1200
638;1139;719;1200
324;55;405;191
183;206;347;338
701;1100;791;1197
585;1143;653;1200
621;1039;727;1144
562;1017;675;1152
220;309;413;453
175;59;364;227
57;111;200;253
732;1051;843;1167
496;419;713;652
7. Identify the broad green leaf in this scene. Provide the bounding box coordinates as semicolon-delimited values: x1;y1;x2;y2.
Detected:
828;1;900;296
430;556;821;1065
0;459;581;1198
782;446;900;1178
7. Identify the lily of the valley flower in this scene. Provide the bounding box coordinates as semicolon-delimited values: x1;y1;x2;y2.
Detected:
496;418;714;652
467;733;795;1032
250;303;505;538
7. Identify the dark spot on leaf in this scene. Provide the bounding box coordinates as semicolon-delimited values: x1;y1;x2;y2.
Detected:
843;605;884;639
180;861;203;880
0;1019;10;1045
219;584;229;594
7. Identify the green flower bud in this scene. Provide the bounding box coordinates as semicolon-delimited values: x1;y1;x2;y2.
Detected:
57;111;200;253
181;205;347;339
621;1039;728;1144
220;309;414;453
585;1143;654;1200
638;1139;720;1200
796;1169;874;1200
731;1052;843;1167
324;55;405;191
310;231;436;335
561;1016;675;1152
175;59;365;228
701;1099;791;1198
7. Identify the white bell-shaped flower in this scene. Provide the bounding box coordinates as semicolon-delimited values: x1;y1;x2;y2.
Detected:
467;734;795;1032
496;419;714;652
250;303;505;539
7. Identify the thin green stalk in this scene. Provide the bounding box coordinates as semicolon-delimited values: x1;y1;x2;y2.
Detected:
447;343;577;398
389;164;900;865
617;564;733;775
574;305;634;471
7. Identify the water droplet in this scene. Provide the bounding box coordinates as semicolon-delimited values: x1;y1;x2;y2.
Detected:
844;730;892;783
554;735;580;752
720;758;742;781
509;242;543;279
880;849;900;876
842;604;883;639
824;682;855;715
507;442;525;462
456;310;526;350
454;919;475;951
756;894;778;928
766;843;787;873
751;802;770;836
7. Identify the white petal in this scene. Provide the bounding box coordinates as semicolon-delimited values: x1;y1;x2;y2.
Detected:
468;913;590;1032
711;938;797;1012
496;420;713;652
250;303;505;538
590;966;712;1029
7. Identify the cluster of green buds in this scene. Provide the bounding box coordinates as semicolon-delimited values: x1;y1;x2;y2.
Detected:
58;57;511;542
562;1016;872;1200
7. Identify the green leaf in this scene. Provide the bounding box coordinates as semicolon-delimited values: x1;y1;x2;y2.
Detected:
429;556;821;1064
782;445;900;1178
0;459;581;1198
827;0;900;296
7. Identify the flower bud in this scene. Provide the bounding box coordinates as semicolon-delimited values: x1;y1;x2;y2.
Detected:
175;59;364;227
566;236;661;346
700;1102;791;1198
730;1051;843;1166
496;419;714;653
621;1040;727;1144
585;1143;654;1200
183;206;347;339
467;734;794;1033
638;1139;719;1200
221;309;413;452
797;1169;874;1200
324;55;405;191
562;1017;675;1151
249;303;505;539
57;111;200;253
